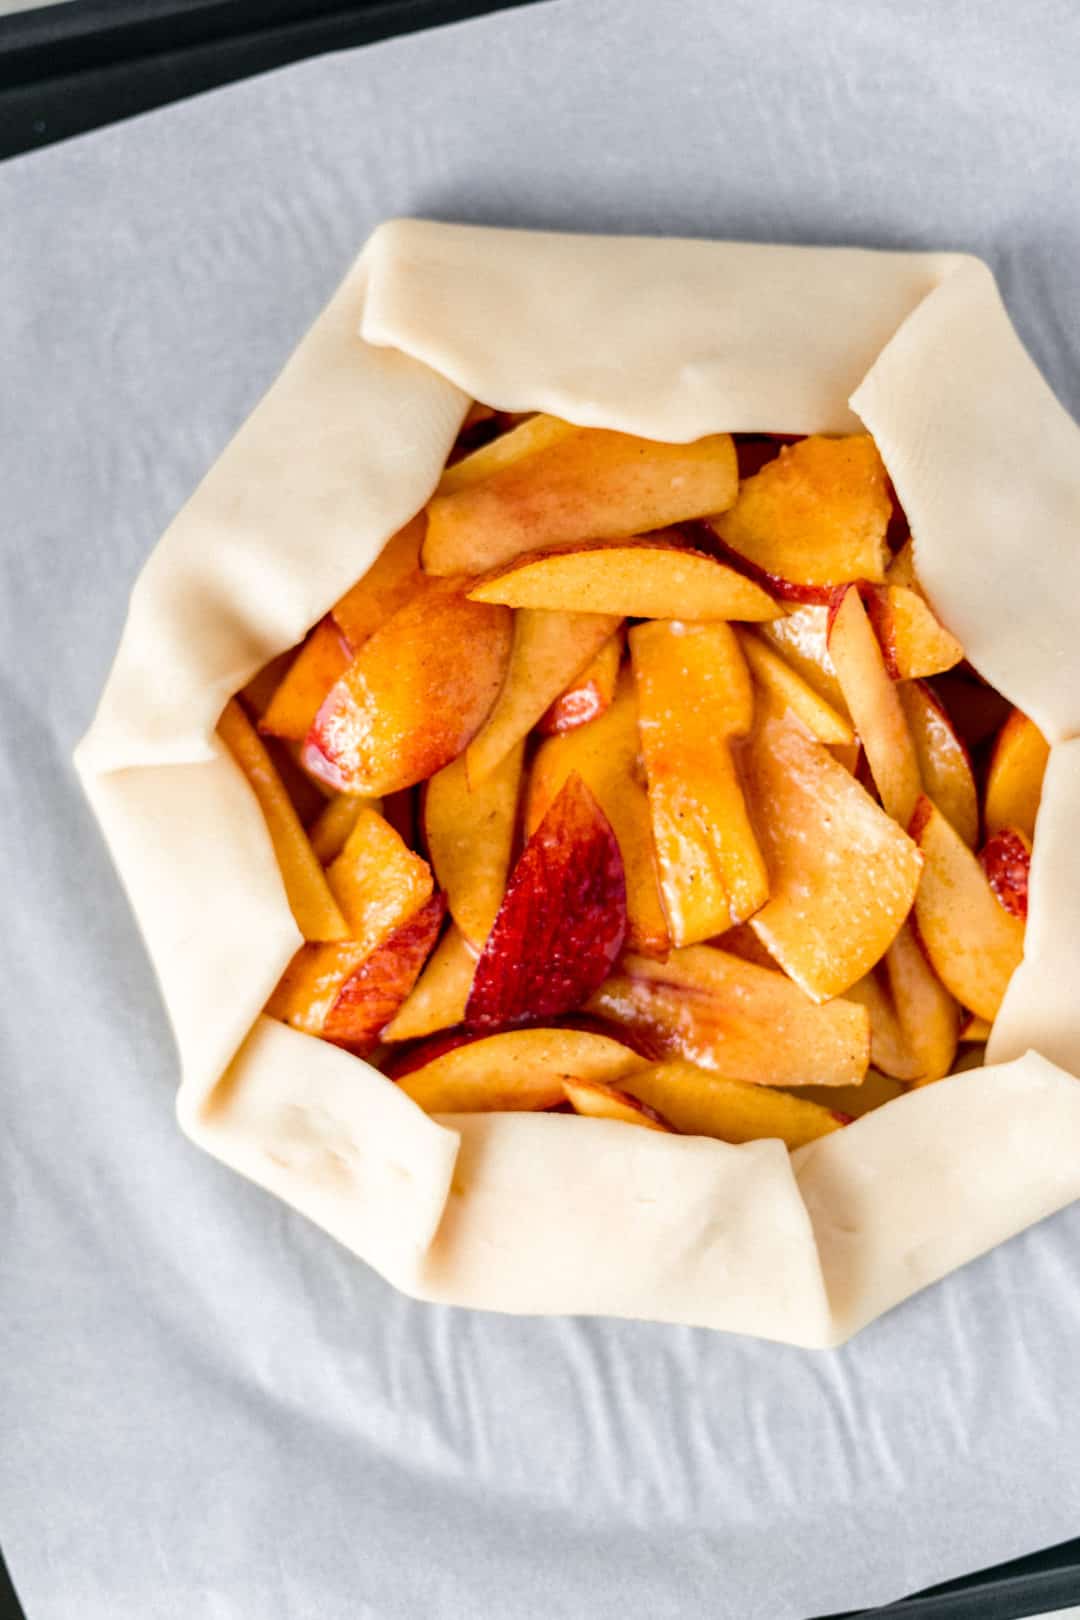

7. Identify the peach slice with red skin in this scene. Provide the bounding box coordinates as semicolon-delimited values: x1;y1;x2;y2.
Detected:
302;580;512;796
308;793;379;865
984;709;1049;841
707;434;891;598
898;679;978;847
630;619;768;945
382;925;477;1042
467;536;777;621
909;795;1025;1023
586;945;870;1087
561;1077;673;1131
423;743;525;951
324;808;433;952
827;585;922;828
528;670;670;958
862;585;963;680
396;1025;645;1114
742;710;922;1002
268;892;445;1053
980;827;1031;919
465;607;621;786
435;413;578;497
330;514;424;649
218;698;349;942
260;618;352;743
537;631;624;736
424;425;739;576
758;603;848;713
622;1060;847;1149
464;773;627;1031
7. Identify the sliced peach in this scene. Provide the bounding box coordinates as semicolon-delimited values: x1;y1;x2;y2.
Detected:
712;922;781;971
259;618;352;742
218;698;348;942
465;607;621;786
792;1068;905;1121
863;584;963;679
435;413;578;497
424;428;739;575
882;921;959;1085
984;709;1049;841
827;585;922;827
586;945;869;1087
308;793;379;865
630;620;767;944
528;671;670;957
240;648;296;721
423;743;524;949
708;434;891;595
397;1025;645;1114
980;827;1031;919
742;710;922;1001
898;680;978;847
562;1077;672;1131
910;796;1025;1022
738;630;854;745
758;603;848;713
330;514;424;649
537;630;624;735
382;925;476;1042
623;1060;846;1149
267;892;444;1051
325;807;433;953
885;536;917;587
843;973;923;1082
468;536;777;620
465;773;626;1030
302;581;512;795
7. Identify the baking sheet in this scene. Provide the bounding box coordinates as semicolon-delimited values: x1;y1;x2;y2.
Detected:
2;1;1080;1615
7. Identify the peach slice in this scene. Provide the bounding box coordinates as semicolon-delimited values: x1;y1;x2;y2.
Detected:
424;427;739;575
537;630;624;735
465;773;627;1030
467;537;777;620
738;630;854;745
397;1025;645;1114
308;793;379;865
708;434;891;596
259;618;352;742
630;620;767;944
218;698;348;942
884;535;917;587
742;711;922;1001
623;1061;846;1149
791;1068;905;1121
882;921;958;1085
980;826;1031;919
423;743;525;950
528;671;670;957
330;514;425;649
898;680;978;847
325;807;433;953
863;585;963;679
843;973;924;1082
382;925;476;1042
465;607;621;786
984;709;1049;841
302;581;512;796
827;585;922;828
435;413;578;497
268;892;445;1051
561;1077;672;1131
910;796;1025;1022
240;649;296;721
758;603;848;714
586;945;869;1086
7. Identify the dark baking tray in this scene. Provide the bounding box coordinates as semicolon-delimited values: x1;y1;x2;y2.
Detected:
1;3;1078;1616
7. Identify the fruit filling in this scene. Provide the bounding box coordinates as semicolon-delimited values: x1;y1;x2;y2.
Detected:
223;419;1045;1149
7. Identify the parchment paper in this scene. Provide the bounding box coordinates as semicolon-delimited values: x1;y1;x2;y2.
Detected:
4;1;1080;1616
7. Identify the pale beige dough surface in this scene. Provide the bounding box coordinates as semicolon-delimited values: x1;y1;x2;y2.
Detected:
77;220;1080;1346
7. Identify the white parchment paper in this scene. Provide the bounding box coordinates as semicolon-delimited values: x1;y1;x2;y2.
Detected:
3;2;1080;1616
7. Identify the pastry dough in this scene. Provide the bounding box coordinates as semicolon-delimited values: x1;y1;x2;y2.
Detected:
76;221;1080;1345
